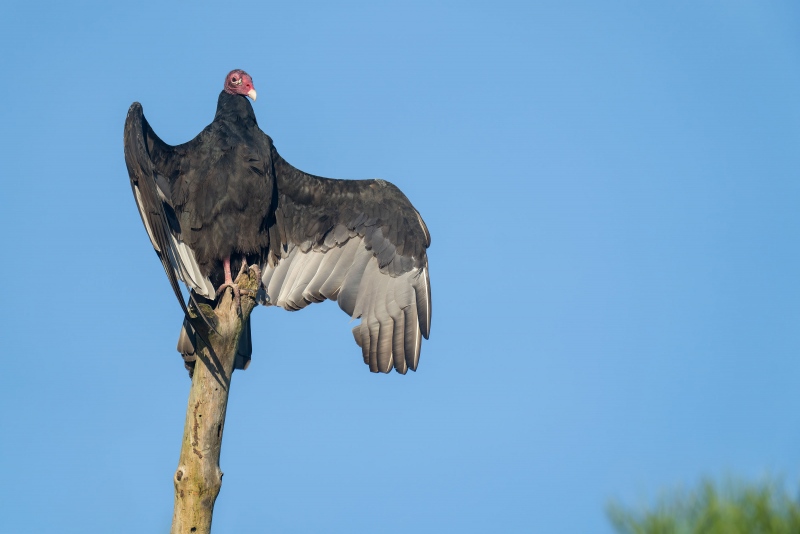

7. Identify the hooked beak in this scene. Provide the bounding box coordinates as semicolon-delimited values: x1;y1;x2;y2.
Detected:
247;89;257;101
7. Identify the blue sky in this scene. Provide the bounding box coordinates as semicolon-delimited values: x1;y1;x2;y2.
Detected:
1;1;799;532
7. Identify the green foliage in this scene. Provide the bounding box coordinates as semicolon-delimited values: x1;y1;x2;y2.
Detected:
607;478;800;534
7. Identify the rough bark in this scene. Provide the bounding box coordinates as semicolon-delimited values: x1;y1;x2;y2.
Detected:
170;267;259;534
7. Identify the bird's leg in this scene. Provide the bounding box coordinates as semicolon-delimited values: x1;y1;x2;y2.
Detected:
216;256;243;312
224;256;235;285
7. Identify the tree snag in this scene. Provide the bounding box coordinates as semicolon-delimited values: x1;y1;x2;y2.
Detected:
170;266;259;534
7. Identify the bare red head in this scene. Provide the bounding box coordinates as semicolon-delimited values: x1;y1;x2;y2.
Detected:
224;69;257;101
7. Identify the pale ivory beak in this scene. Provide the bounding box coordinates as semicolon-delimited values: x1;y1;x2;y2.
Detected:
247;89;257;101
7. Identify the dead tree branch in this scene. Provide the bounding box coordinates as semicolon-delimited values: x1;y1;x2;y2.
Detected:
170;266;259;534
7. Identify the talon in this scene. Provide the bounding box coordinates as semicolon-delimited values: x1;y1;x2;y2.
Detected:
216;283;243;314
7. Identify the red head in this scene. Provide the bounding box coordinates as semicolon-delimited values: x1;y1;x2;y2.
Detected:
224;69;257;101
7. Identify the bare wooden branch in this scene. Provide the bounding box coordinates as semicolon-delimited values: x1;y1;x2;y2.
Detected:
170;267;259;534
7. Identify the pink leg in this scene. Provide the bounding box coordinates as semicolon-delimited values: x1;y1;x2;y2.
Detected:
216;255;242;311
223;256;234;285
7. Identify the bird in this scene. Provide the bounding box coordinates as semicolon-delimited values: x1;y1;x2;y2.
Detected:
123;69;431;375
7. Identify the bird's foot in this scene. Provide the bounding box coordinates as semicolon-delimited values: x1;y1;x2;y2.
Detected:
216;281;243;313
216;259;259;313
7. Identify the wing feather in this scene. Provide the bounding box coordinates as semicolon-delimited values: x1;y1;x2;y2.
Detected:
372;275;395;373
387;287;407;374
318;238;361;300
266;246;297;302
124;104;195;316
339;244;373;317
259;145;432;373
303;244;344;303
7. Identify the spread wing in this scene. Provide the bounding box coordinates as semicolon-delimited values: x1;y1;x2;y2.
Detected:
123;102;216;312
259;145;432;374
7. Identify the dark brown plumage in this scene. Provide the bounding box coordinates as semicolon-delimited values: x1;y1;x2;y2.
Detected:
124;70;431;374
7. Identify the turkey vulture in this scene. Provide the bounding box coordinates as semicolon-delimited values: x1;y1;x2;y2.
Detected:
123;70;431;374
